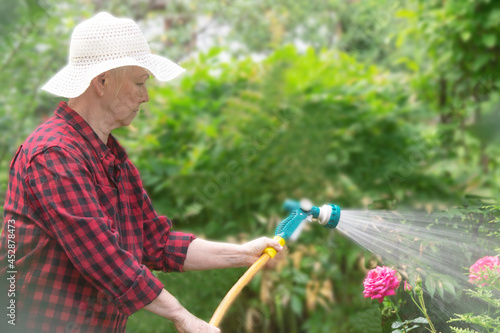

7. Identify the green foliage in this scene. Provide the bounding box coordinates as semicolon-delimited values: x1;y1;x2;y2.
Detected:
122;44;461;240
449;328;480;333
392;317;429;333
484;205;500;240
447;205;500;332
0;0;90;206
398;0;500;108
349;306;382;333
396;0;500;195
450;310;500;333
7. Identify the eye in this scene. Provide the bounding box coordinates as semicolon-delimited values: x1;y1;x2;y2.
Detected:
136;83;144;86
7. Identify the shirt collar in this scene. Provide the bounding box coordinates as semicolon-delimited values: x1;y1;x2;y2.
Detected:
54;101;128;163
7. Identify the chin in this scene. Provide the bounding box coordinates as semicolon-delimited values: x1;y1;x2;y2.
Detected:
121;117;135;127
125;112;138;124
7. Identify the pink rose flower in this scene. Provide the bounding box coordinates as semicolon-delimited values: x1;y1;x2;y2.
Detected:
404;281;412;292
469;256;500;286
363;266;400;303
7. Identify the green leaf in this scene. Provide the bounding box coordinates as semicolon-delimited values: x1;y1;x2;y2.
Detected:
290;295;303;316
392;321;403;329
460;31;471;42
409;317;429;324
442;280;456;295
437;280;445;298
396;9;416;19
486;9;500;28
472;54;491;72
482;34;497;48
425;277;436;298
392;317;429;333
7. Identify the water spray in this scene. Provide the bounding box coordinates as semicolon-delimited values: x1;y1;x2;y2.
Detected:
209;199;341;327
209;200;499;330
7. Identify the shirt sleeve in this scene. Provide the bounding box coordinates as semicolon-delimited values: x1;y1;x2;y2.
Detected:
25;146;163;316
140;188;196;272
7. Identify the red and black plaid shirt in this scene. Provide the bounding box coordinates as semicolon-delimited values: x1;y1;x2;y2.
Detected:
0;101;195;332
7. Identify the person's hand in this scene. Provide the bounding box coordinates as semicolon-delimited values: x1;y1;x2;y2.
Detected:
240;237;284;267
173;308;220;333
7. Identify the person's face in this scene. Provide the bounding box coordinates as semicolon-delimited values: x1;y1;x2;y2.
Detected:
105;66;150;127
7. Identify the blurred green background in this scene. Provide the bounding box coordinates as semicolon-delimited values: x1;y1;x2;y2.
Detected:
1;0;500;332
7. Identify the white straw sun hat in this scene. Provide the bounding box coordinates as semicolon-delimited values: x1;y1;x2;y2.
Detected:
42;12;185;98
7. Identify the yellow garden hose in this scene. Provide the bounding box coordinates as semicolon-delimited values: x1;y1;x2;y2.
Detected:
209;236;285;327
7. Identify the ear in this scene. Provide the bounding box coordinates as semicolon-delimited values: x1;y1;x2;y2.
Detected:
90;72;109;97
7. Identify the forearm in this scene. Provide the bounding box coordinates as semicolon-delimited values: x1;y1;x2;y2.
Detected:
143;289;185;321
183;237;283;271
144;289;220;332
183;239;251;271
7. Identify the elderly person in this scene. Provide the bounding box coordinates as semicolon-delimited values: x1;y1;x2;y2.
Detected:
0;12;282;333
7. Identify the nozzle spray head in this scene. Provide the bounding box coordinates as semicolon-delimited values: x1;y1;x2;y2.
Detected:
316;204;341;230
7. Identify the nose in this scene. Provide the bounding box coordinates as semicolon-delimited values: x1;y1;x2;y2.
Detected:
141;87;149;103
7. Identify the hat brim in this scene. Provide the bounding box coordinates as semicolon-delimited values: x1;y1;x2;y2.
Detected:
41;54;185;98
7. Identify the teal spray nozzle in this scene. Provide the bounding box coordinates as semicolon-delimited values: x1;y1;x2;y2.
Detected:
276;199;341;240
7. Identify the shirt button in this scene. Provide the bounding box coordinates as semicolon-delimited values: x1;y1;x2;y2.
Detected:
117;177;122;182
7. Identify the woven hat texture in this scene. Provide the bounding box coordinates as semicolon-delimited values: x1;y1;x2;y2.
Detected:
42;12;185;98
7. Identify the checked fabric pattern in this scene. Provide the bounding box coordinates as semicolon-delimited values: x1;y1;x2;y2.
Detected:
0;102;196;332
